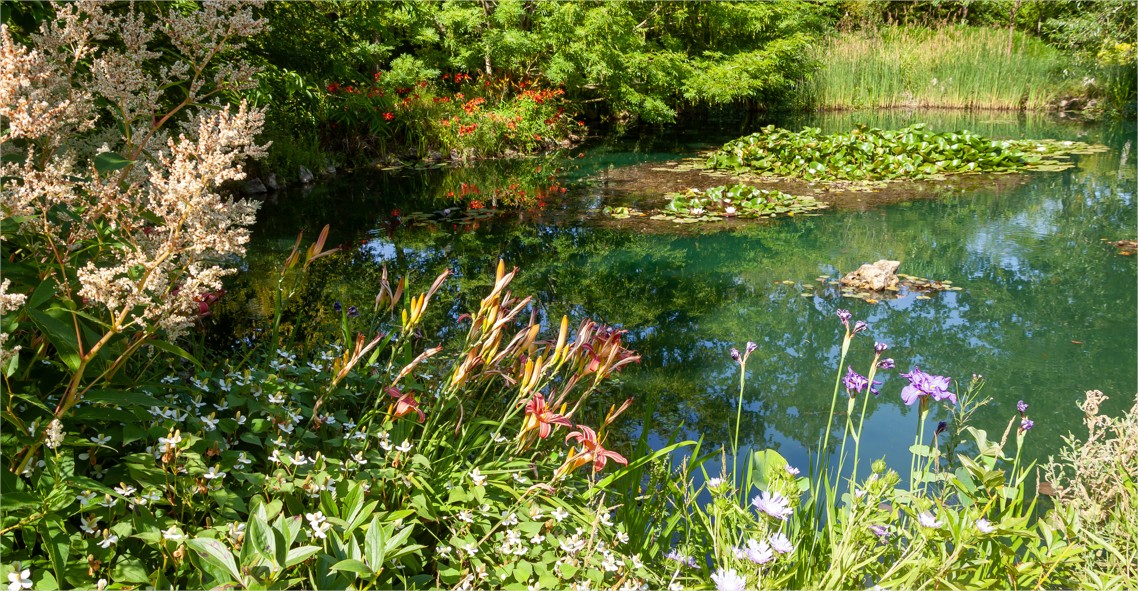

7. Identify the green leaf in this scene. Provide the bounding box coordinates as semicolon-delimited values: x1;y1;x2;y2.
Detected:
330;558;371;576
93;152;134;175
285;545;322;567
186;538;243;585
84;389;163;408
38;517;69;584
364;517;384;571
26;308;81;372
148;339;203;368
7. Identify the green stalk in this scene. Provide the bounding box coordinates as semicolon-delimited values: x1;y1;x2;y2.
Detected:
731;357;747;484
850;355;882;484
815;330;852;494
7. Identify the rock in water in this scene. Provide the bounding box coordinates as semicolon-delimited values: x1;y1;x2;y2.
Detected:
245;177;267;194
298;166;314;184
841;260;901;292
266;173;279;191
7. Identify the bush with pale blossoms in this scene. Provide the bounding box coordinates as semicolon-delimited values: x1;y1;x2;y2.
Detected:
0;1;268;431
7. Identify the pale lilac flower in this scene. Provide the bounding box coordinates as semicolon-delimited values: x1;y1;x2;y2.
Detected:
853;320;868;335
744;538;774;564
874;342;889;354
917;511;943;529
752;490;793;520
869;524;891;538
1020;418;1034;432
878;358;895;370
976;518;995;534
837;309;851;327
769;531;794;554
707;477;726;490
711;568;747;591
1017;400;1028;414
665;550;698;569
785;464;800;476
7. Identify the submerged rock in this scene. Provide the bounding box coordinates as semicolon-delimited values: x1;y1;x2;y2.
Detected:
841;260;901;292
298;166;314;184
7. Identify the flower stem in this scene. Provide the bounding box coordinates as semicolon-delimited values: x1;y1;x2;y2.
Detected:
731;359;747;485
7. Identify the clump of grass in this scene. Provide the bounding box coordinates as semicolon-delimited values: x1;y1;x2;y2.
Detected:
806;26;1068;111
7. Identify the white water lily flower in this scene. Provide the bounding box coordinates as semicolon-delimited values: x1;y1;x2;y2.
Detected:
7;568;32;591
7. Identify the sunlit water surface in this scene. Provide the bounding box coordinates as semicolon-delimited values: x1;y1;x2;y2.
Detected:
216;110;1137;483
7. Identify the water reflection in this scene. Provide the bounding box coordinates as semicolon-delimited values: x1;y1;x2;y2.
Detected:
218;111;1136;479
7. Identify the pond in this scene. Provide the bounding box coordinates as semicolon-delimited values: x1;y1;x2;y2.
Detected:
214;110;1137;483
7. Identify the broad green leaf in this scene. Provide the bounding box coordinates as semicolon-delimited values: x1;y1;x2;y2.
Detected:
93;151;134;175
186;538;243;585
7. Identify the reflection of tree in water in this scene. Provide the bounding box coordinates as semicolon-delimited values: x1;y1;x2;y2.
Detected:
213;114;1135;469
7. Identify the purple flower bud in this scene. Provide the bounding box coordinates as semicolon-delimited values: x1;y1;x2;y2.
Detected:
935;421;947;435
730;347;741;362
1017;400;1028;414
874;342;889;354
837;309;851;327
878;358;895;370
1020;418;1034;432
348;306;359;317
853;320;868;335
745;341;757;355
333;301;342;312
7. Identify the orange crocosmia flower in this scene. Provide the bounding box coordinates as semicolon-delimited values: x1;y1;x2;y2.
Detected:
558;425;627;476
387;387;425;422
521;393;571;439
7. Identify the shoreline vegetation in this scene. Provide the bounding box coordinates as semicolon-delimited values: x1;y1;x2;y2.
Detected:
1;2;1136;589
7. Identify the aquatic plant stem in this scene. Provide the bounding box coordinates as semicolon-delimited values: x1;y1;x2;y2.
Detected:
816;332;852;493
731;358;747;485
851;356;882;483
910;398;930;490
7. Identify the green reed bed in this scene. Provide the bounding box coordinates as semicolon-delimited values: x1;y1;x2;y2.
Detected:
806;26;1067;111
705;124;1106;182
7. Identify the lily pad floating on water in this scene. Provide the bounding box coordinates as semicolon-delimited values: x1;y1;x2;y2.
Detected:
704;124;1107;184
657;184;828;223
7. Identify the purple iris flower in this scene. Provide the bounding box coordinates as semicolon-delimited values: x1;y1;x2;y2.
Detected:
878;358;895;370
843;367;881;396
935;421;948;435
1020;418;1034;432
333;301;342;312
853;320;868;335
730;347;741;363
745;341;757;356
874;342;889;354
348;306;359;317
900;367;955;406
1017;400;1028;414
837;309;851;327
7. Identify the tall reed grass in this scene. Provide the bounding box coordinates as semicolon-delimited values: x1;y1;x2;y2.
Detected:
806;26;1068;111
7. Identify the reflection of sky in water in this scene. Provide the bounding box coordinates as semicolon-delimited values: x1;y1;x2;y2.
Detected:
239;112;1136;488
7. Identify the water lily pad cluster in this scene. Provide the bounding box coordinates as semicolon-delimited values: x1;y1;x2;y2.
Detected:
705;124;1104;181
623;184;827;224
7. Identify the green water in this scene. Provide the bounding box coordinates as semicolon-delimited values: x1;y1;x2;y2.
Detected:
219;110;1137;478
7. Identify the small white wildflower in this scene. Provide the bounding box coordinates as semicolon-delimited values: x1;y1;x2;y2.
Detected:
552;507;569;522
76;491;96;506
470;468;487;487
395;440;412;453
7;568;32;591
202;415;219;432
203;466;226;480
114;483;137;497
457;510;473;523
530;533;545;545
976;518;995;534
81;515;99;535
162;526;183;541
706;477;725;490
711;567;747;591
918;511;943;529
267;393;286;405
769;531;794;554
617;531;630;544
98;534;119;548
599;512;614;527
90;434;112;446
